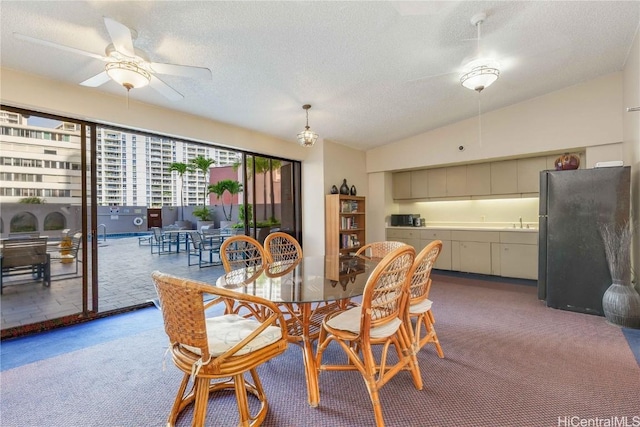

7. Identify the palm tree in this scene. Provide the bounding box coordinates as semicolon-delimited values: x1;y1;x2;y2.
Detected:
236;156;281;221
168;162;193;221
190;155;215;207
209;179;243;221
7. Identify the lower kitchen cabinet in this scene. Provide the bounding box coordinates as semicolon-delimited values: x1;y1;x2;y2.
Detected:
499;243;538;279
451;241;493;275
385;227;537;279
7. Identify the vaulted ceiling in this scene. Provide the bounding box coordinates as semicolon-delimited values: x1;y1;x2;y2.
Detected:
1;1;638;150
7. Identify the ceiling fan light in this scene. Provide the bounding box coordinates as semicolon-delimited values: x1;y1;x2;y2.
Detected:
106;61;151;89
460;65;500;92
297;104;318;147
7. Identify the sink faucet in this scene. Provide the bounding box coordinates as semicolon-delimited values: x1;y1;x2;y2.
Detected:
519;217;523;229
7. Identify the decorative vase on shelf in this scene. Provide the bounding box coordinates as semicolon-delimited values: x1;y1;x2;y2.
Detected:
330;185;339;194
554;153;580;170
350;185;357;196
339;179;349;195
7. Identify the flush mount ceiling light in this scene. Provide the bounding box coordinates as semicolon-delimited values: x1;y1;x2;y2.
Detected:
105;61;151;91
297;104;318;147
460;12;500;93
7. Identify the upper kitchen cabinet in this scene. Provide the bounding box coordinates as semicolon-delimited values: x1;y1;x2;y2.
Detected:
392;171;412;199
490;160;518;194
445;165;467;197
410;169;430;199
466;163;491;196
428;168;447;198
517;157;547;194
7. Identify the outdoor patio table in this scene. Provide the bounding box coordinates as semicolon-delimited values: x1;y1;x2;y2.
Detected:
215;255;379;407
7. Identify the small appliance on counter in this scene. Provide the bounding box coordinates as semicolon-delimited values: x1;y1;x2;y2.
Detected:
390;214;419;227
414;218;426;227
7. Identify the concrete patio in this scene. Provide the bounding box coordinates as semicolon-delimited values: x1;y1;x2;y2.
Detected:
0;235;227;330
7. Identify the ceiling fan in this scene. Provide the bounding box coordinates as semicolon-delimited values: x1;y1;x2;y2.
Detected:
408;11;501;93
13;17;212;101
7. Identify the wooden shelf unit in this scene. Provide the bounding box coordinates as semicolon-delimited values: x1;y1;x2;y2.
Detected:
325;194;366;256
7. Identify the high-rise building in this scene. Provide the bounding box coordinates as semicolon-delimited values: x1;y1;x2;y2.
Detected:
1;111;240;207
0;111;82;204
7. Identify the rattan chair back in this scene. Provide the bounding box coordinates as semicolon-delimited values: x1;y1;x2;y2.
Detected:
407;240;444;357
354;240;407;261
219;235;267;273
263;232;302;263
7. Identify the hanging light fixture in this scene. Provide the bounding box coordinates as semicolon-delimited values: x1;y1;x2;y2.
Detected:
105;61;151;91
460;12;500;93
297;104;318;147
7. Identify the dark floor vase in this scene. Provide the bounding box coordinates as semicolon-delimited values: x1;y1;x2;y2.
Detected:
602;281;640;329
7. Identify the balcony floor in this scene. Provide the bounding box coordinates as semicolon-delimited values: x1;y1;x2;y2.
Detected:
1;235;226;331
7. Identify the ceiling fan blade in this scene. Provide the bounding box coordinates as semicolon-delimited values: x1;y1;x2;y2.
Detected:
103;17;136;57
13;33;106;61
80;71;111;87
149;75;183;101
406;70;456;84
148;61;212;80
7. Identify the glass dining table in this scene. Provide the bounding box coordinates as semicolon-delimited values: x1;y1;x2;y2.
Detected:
215;254;380;407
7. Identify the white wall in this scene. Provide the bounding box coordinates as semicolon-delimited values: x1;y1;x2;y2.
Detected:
366;72;624;173
622;24;640;286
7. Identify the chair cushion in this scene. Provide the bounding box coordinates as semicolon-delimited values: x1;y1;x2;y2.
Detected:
409;298;433;315
326;306;402;339
182;314;282;357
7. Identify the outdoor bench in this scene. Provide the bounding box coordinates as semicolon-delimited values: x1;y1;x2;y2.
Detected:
0;237;51;294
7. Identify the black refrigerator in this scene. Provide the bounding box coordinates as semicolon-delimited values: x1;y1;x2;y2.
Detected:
538;166;630;315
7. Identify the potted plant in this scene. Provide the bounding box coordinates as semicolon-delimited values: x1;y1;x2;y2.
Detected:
209;179;243;229
192;206;214;230
600;220;640;328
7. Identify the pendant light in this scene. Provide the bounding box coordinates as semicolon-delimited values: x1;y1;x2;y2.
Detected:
297;104;318;147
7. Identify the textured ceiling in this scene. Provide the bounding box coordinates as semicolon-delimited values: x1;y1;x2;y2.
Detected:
1;1;639;150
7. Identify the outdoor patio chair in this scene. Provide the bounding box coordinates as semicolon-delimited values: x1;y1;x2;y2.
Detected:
151;271;288;427
407;240;444;357
49;232;82;275
316;245;421;427
150;227;176;255
187;231;222;268
263;231;302;263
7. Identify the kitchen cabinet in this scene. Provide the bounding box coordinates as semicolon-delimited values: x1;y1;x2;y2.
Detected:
410;169;430;199
451;230;499;275
392;171;411;199
490;160;518;194
466;163;491;196
517;157;547;194
386;228;421;249
496;231;538;280
420;229;452;270
446;166;467;197
427;168;447;198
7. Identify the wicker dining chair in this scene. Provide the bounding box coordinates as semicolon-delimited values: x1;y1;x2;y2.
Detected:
354;240;407;261
219;235;267;273
407;240;444;357
315;245;421;427
151;271;288;427
263;232;302;263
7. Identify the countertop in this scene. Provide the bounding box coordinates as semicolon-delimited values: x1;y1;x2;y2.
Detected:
387;225;538;233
